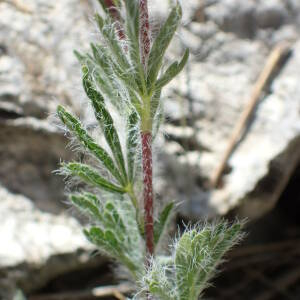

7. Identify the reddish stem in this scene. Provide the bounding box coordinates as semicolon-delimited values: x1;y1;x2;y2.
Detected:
139;0;154;261
103;0;125;40
139;0;151;66
140;3;154;298
141;131;154;258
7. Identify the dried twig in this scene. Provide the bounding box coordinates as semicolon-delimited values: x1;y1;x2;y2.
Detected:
1;0;32;14
29;283;134;300
210;42;291;188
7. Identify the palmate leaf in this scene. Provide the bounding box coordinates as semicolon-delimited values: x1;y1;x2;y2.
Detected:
82;66;128;184
73;193;144;277
155;49;189;90
57;105;124;184
147;3;182;90
70;193;103;223
84;225;143;276
103;201;126;239
154;202;174;245
62;162;125;194
72;194;126;238
84;226;117;253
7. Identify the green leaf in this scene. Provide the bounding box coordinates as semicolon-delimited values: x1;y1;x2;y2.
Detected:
147;3;182;90
211;222;242;262
146;260;174;300
128;89;143;116
154;202;174;245
97;0;108;11
95;13;130;72
124;0;146;93
98;0;122;14
13;290;26;300
84;226;121;256
57;105;124;184
155;49;189;90
124;0;139;40
90;43;140;104
152;104;164;142
150;88;162;119
174;222;243;300
103;201;126;237
174;230;193;298
70;193;103;223
84;226;106;248
126;110;139;182
104;229;120;251
112;0;121;8
82;67;128;184
62;162;125;194
86;226;140;275
73;50;86;63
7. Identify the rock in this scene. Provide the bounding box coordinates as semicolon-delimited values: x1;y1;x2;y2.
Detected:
222;41;300;218
0;0;93;119
160;26;300;219
150;0;201;24
0;1;107;296
0;0;300;295
204;0;257;38
255;0;288;29
203;0;298;38
0;117;73;213
0;185;104;299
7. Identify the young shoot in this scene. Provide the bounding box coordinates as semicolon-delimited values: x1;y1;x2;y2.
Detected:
56;0;243;299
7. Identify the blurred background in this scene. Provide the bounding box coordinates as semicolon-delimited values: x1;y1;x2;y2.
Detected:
0;0;300;299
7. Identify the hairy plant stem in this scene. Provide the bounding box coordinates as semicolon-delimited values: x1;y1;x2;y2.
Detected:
140;0;151;67
141;131;153;300
139;0;154;263
141;131;154;257
104;1;155;296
